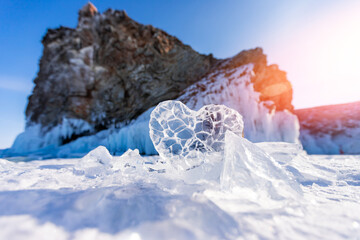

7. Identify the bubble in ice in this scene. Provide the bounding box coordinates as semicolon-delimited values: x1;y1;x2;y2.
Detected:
149;100;244;170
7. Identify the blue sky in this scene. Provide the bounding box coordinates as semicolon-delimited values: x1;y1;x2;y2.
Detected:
1;0;360;148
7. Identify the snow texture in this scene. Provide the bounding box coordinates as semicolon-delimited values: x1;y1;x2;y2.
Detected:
149;101;244;170
0;144;359;239
221;132;301;200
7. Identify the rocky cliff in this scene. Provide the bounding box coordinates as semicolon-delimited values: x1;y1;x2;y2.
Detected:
27;3;217;134
296;101;360;154
2;3;296;157
27;3;293;131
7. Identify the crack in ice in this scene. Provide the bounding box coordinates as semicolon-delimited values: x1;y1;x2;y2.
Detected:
149;100;244;170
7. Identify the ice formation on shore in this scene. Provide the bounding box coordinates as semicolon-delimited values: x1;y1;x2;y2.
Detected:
296;101;360;154
1;64;299;159
8;118;93;155
178;64;299;143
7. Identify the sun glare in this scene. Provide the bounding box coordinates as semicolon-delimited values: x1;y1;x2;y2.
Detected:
269;2;360;108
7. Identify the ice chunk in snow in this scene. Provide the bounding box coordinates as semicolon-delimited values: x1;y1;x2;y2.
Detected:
221;131;302;200
74;146;113;178
112;149;146;174
149;100;244;170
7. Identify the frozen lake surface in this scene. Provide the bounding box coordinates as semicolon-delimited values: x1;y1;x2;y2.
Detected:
0;147;359;240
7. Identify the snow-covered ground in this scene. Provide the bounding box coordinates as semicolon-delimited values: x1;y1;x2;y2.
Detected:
1;143;359;240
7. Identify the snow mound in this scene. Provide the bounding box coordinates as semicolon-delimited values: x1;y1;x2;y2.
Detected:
112;149;148;175
74;146;113;178
149;101;243;170
75;147;150;178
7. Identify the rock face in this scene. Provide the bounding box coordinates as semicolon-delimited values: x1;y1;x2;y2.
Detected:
295;101;360;154
27;3;217;132
24;3;294;147
180;48;293;112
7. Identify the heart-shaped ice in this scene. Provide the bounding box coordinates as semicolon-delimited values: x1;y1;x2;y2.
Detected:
149;100;244;170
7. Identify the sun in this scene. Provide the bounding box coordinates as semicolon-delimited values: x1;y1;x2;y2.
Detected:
268;1;360;108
